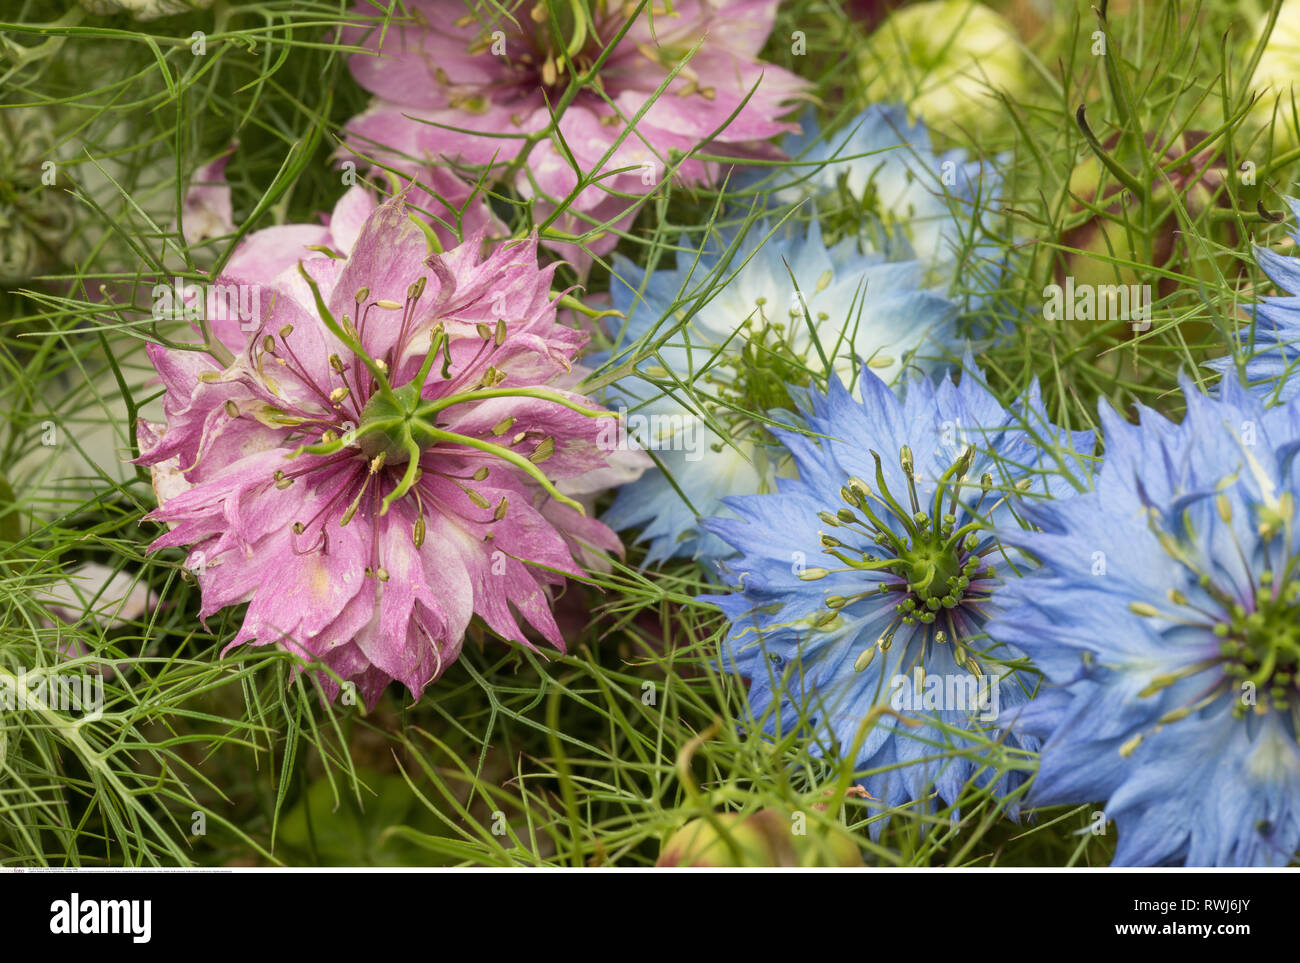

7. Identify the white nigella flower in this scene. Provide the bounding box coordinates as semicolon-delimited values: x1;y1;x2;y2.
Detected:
772;103;1002;295
599;222;961;564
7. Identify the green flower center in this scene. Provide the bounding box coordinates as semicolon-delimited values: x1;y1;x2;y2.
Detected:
801;444;1004;671
898;539;968;603
705;315;814;429
356;380;442;465
1216;575;1300;716
1134;490;1300;726
264;269;608;538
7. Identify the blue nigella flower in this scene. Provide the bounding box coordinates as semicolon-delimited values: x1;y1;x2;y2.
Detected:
699;361;1094;819
1207;197;1300;404
768;104;1002;296
993;377;1300;866
598;221;960;565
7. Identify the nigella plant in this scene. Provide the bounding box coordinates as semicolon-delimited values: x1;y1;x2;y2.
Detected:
1207;197;1300;404
137;195;630;709
341;0;806;257
700;362;1094;819
992;379;1300;866
598;222;960;564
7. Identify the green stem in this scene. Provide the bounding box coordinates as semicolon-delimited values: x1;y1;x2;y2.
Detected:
382;438;424;513
1075;104;1148;201
414;386;617;421
423;427;584;514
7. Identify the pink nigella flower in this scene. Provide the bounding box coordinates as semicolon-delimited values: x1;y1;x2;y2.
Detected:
341;0;807;257
222;185;376;283
179;146;236;247
137;195;635;708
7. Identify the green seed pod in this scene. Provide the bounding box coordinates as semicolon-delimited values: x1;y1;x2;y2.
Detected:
1057;128;1232;305
857;1;1028;139
656;810;864;868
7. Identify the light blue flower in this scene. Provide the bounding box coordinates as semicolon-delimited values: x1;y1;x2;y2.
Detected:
599;222;960;564
698;362;1093;820
768;104;1002;295
1207;197;1300;404
993;378;1300;866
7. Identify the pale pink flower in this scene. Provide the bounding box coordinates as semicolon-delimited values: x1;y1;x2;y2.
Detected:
341;0;807;258
138;194;639;707
179;147;236;247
